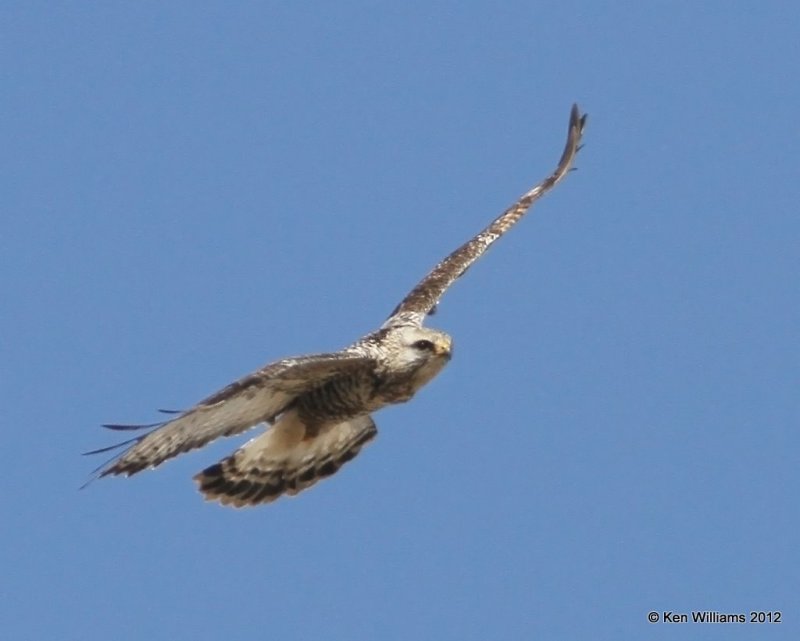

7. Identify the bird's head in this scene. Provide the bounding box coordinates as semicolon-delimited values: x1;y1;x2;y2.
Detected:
388;325;453;383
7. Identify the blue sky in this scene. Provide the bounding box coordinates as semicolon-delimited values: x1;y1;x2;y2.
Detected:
2;2;798;639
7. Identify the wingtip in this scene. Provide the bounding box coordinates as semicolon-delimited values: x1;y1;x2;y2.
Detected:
78;458;118;490
569;103;588;136
101;420;166;431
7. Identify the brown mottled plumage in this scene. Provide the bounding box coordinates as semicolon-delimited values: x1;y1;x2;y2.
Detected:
85;105;586;507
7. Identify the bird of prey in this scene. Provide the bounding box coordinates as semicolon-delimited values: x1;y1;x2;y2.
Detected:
85;105;587;508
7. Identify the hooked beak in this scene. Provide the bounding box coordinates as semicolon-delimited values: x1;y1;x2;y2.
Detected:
434;339;453;360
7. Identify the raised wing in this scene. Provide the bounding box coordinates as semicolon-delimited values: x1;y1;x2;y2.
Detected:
384;104;587;328
84;352;374;481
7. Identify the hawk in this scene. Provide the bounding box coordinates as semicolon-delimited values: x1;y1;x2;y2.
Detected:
86;105;587;507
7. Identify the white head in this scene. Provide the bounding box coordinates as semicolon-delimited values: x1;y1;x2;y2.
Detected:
387;325;453;384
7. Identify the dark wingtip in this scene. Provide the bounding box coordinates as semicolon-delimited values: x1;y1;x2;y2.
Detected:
562;104;587;173
82;435;143;456
78;452;123;490
102;420;165;431
102;407;181;431
570;103;588;130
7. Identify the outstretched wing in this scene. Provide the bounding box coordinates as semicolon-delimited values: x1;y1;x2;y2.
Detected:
84;352;374;481
384;104;587;328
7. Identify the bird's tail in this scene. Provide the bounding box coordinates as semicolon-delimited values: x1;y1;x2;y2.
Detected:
194;413;377;507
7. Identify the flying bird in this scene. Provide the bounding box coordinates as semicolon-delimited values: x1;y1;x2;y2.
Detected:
86;105;587;507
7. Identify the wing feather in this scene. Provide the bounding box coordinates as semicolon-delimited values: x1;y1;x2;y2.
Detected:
384;104;587;328
85;352;374;480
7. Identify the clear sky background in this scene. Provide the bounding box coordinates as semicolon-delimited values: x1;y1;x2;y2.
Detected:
2;3;798;640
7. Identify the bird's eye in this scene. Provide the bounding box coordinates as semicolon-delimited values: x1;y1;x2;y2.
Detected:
412;339;435;351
